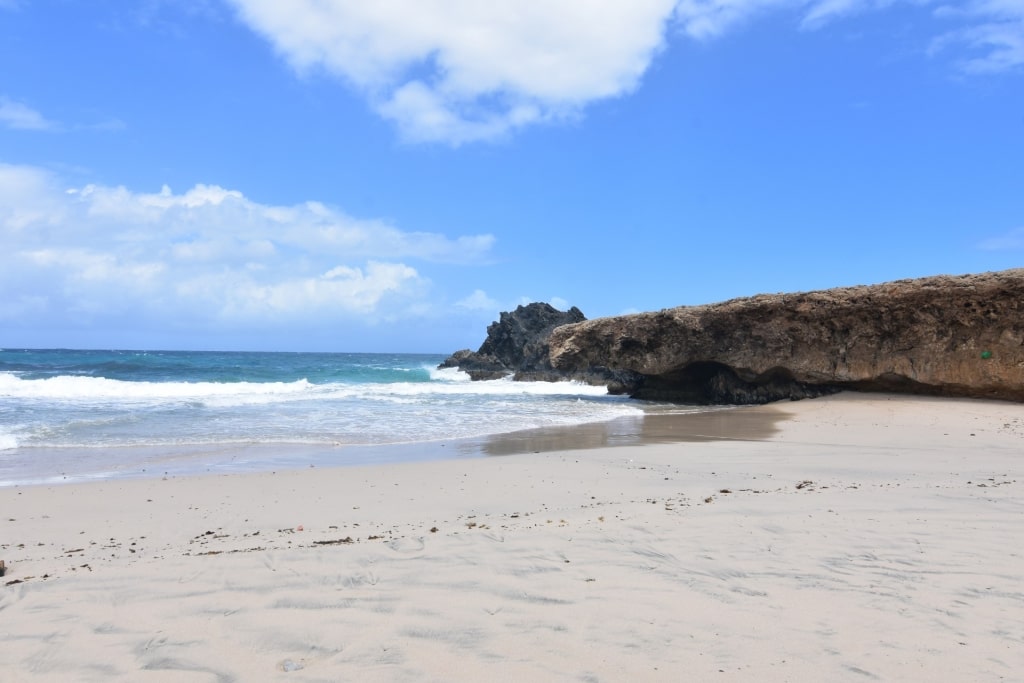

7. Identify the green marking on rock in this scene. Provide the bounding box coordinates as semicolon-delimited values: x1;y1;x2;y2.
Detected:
980;350;993;359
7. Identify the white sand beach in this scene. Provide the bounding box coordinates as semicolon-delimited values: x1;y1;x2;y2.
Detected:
1;393;1022;682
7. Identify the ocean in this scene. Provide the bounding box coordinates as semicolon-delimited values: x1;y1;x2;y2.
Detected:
0;348;678;486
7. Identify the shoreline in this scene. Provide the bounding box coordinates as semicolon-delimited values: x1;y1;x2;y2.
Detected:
1;392;1021;681
0;403;772;488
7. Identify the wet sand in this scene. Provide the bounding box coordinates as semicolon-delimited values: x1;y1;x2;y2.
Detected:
1;393;1021;681
0;405;778;486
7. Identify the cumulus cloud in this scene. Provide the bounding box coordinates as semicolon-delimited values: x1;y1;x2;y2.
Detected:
226;1;1023;145
216;261;424;319
456;289;500;312
0;97;58;131
55;181;494;265
0;163;493;328
227;0;677;144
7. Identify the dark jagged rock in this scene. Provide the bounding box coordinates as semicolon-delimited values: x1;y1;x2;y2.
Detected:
549;269;1024;404
478;302;586;376
437;348;509;381
440;303;640;391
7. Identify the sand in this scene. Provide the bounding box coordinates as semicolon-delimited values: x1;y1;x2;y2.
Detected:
1;393;1022;682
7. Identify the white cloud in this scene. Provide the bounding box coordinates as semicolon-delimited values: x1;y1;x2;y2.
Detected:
0;163;69;230
219;261;424;318
0;163;493;327
977;226;1024;250
954;22;1024;73
227;1;1023;145
932;1;1024;73
25;248;167;286
673;0;792;39
0;96;120;132
0;97;58;131
800;0;901;29
674;0;1024;72
455;290;573;316
227;0;677;144
548;296;571;311
456;289;500;312
0;295;47;320
672;1;946;38
52;180;494;265
672;0;936;38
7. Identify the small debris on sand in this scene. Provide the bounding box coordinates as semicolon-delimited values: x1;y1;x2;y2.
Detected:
312;537;354;546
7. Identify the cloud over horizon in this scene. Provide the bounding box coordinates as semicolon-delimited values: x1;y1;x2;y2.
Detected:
0;164;494;333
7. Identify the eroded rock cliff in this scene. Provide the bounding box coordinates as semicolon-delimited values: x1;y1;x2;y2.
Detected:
548;269;1024;403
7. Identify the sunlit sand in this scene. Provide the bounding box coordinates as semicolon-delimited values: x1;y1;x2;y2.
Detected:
1;393;1021;681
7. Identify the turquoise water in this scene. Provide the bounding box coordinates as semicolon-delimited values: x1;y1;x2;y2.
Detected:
0;348;646;484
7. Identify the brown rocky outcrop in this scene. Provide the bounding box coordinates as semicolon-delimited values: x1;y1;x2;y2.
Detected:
548;269;1024;404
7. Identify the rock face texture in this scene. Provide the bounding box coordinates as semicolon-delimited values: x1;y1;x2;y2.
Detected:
440;303;639;390
548;269;1024;404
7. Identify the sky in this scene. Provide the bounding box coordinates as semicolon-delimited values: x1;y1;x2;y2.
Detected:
1;0;1022;353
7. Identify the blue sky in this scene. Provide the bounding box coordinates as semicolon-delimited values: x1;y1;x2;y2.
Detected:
1;1;1021;352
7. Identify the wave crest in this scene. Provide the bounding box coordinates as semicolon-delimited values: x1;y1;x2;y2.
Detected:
0;372;314;403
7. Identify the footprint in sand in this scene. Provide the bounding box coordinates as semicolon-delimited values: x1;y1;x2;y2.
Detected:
278;658;305;672
386;537;425;554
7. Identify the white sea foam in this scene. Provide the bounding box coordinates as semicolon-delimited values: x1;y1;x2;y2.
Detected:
0;431;18;451
0;362;647;478
0;371;611;406
0;352;661;485
0;371;312;401
427;365;472;382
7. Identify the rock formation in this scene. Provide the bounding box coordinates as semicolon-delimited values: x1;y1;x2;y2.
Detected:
440;302;639;390
548;269;1024;404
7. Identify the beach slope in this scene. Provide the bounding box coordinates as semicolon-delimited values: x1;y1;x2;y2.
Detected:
1;393;1022;681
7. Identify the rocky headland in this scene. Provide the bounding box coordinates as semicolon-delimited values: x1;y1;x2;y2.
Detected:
443;270;1023;404
439;302;640;391
549;269;1024;403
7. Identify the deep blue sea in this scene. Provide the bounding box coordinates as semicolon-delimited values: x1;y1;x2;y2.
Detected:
0;348;658;485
